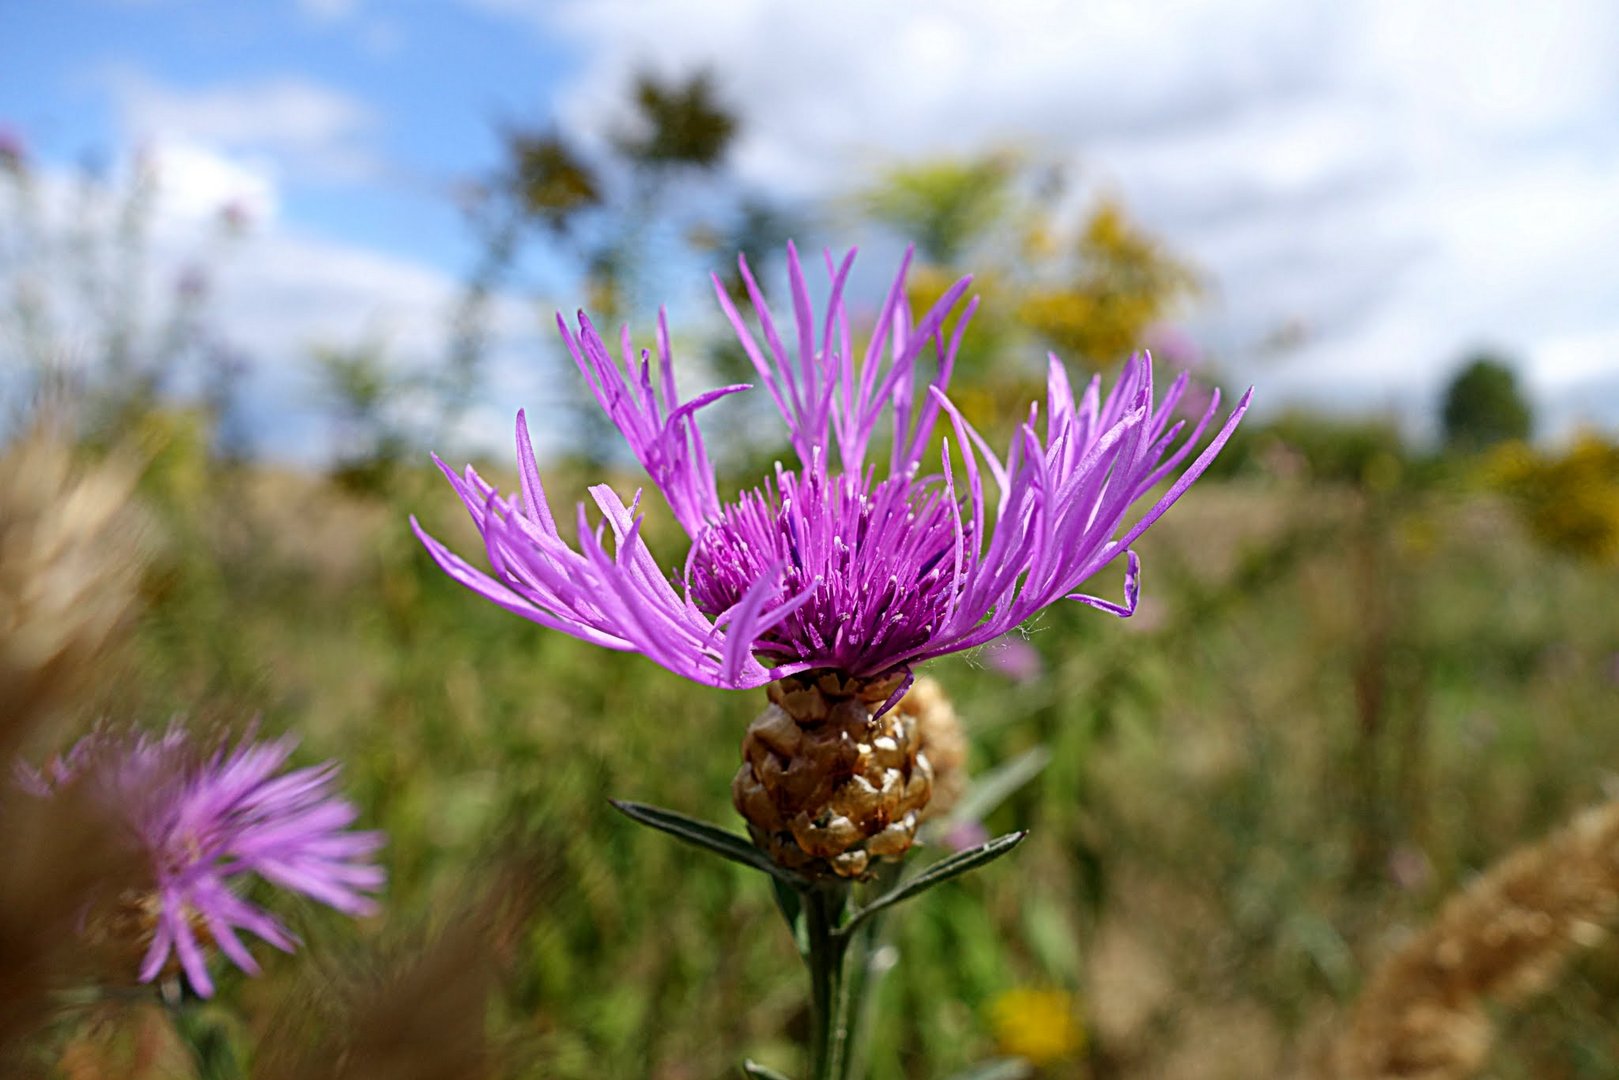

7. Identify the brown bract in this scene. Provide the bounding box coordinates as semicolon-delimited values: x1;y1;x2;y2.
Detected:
732;670;934;879
899;677;968;821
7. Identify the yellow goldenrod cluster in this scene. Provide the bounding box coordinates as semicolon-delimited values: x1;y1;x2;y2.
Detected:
1015;199;1198;369
868;155;1201;442
1484;434;1619;563
991;986;1086;1066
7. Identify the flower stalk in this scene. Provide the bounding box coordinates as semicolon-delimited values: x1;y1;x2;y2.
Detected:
803;882;853;1080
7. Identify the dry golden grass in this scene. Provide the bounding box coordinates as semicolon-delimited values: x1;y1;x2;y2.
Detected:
1333;797;1619;1080
0;420;152;1069
0;420;148;754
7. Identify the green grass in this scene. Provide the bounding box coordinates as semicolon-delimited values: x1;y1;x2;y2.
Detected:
59;416;1619;1078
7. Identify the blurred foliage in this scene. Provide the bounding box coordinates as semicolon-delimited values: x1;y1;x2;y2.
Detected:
1206;410;1411;489
696;197;802;311
1486;433;1619;563
865;155;1016;265
862;154;1201;434
1442;353;1533;453
454;68;802;466
506;132;601;234
488;67;747;318
1015;199;1200;369
614;71;737;171
312;340;416;496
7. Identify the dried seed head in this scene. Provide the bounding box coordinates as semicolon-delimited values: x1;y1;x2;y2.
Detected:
0;424;147;748
732;670;933;879
1336;797;1619;1079
898;676;968;821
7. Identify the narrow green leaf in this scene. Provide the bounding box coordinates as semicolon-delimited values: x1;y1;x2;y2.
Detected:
770;873;809;956
838;831;1027;936
943;746;1050;828
944;1059;1033;1080
609;800;806;885
741;1061;794;1080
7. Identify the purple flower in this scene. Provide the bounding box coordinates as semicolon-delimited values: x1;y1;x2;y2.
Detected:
942;818;992;854
0;125;25;171
985;633;1044;683
414;245;1250;690
20;726;384;997
1143;323;1203;371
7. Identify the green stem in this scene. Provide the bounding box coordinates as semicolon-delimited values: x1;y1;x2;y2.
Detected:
841;907;894;1080
840;856;903;1079
804;884;854;1080
165;994;242;1080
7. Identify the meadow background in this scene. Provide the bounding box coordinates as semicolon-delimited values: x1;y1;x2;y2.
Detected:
5;4;1619;1078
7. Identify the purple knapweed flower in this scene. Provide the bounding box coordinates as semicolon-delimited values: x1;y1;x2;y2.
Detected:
414;245;1250;691
985;633;1044;683
19;726;384;997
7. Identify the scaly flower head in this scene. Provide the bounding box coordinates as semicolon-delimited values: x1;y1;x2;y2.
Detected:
414;244;1249;691
19;726;384;997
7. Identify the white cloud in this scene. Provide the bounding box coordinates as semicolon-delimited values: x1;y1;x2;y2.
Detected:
207;223;552;464
104;69;380;185
142;139;281;225
296;0;362;21
2;140;548;464
502;0;1619;438
294;0;406;58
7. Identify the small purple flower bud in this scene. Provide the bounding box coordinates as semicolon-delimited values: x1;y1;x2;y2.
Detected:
218;199;251;233
175;265;209;301
0;125;26;172
943;818;991;854
985;634;1043;683
1387;844;1433;893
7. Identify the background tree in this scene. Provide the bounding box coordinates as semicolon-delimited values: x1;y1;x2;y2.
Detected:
1440;352;1533;452
444;69;801;466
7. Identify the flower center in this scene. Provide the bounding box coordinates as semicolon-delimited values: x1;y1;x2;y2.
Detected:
688;468;962;675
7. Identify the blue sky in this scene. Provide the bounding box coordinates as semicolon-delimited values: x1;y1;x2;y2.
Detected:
4;0;1619;459
2;0;577;272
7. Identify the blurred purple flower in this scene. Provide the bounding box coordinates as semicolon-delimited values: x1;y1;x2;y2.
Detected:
1144;324;1215;420
1387;843;1433;893
415;245;1250;690
0;125;25;171
20;727;384;997
218;199;251;233
175;265;210;301
942;818;991;853
1143;324;1202;371
985;633;1044;683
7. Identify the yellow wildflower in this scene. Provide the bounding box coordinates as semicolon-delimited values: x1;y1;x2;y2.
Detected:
990;987;1084;1065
